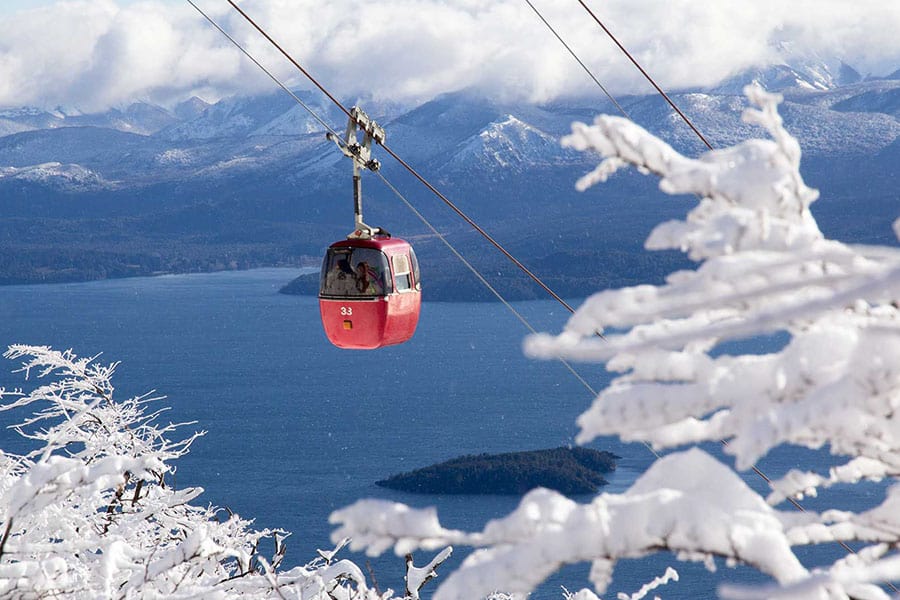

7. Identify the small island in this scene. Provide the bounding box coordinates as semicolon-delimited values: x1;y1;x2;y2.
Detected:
377;447;619;496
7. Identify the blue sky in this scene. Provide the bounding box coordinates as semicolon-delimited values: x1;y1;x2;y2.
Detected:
1;0;898;111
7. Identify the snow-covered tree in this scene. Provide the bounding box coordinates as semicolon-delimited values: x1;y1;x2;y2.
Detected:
0;344;395;599
330;85;900;599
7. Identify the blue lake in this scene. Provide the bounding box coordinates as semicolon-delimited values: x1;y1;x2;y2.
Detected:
0;269;886;598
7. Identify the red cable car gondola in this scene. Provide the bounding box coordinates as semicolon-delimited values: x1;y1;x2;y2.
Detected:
318;106;421;349
319;233;421;349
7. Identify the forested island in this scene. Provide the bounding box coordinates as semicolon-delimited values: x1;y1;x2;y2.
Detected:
377;446;619;496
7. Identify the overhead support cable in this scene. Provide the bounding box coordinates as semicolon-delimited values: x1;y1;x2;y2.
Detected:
186;0;340;138
222;0;577;315
374;144;577;314
225;0;352;123
522;0;630;118
575;0;714;150
186;0;607;412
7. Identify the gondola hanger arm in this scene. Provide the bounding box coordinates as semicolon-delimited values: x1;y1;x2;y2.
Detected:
326;106;386;240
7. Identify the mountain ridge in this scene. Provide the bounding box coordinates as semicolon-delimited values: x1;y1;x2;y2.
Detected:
0;59;897;290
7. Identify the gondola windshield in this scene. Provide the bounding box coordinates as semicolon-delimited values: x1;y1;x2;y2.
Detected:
320;247;391;297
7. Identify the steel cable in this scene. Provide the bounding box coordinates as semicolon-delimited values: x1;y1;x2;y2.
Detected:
186;0;622;449
575;0;713;150
223;0;578;315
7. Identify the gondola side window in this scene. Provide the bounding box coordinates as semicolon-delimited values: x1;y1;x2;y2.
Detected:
392;253;412;292
321;247;391;297
408;246;420;290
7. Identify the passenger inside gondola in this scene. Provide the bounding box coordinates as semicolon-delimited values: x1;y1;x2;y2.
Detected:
354;260;383;295
324;256;356;296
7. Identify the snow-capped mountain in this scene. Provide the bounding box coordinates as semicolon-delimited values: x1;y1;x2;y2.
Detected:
0;117;34;138
713;62;858;96
712;41;876;96
0;107;69;130
441;115;580;174
831;84;900;118
0;102;181;137
0;56;896;287
0;58;896;199
159;93;297;141
173;96;211;121
157;91;399;142
0;162;109;191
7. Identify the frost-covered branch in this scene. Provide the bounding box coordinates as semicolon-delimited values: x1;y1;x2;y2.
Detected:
333;449;828;599
523;85;900;486
0;345;388;599
405;547;453;599
617;567;678;600
332;84;900;599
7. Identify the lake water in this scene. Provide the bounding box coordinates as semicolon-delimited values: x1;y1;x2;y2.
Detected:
0;269;886;598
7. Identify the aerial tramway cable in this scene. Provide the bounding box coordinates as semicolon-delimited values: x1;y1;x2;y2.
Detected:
186;0;340;139
185;0;610;406
185;0;580;330
574;0;714;150
222;0;578;316
522;0;630;119
524;0;711;151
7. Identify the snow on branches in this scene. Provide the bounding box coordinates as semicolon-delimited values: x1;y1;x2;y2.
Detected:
332;85;900;598
524;84;900;486
332;449;807;599
0;345;386;599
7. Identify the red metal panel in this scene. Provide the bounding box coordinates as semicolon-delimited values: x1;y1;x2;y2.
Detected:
319;297;389;350
382;290;421;346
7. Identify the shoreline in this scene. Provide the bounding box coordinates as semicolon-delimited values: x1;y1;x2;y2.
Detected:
0;266;592;304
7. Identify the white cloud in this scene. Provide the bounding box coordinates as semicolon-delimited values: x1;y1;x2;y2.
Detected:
0;0;898;111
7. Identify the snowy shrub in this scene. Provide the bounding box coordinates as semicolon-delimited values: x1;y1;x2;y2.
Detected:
0;345;389;599
330;84;900;599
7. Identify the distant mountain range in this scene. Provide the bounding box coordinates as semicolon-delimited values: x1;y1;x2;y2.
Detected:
0;59;897;296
